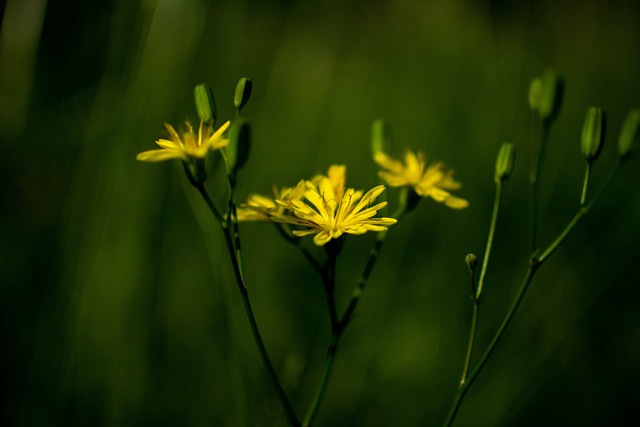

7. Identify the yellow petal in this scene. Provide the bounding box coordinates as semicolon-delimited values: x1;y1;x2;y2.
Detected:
136;148;184;162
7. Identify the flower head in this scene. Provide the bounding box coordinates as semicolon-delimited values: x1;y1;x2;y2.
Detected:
374;150;469;209
274;165;397;246
136;120;230;162
236;182;307;222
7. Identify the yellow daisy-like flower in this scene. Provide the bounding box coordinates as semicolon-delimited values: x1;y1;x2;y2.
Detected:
374;150;469;209
274;165;397;246
236;181;307;222
136;120;230;162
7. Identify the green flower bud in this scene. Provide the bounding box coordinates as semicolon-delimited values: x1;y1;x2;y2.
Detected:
194;83;217;123
528;77;542;112
618;108;640;159
371;119;392;157
234;77;252;111
465;253;478;272
226;119;251;175
581;107;606;163
494;142;516;184
531;70;564;123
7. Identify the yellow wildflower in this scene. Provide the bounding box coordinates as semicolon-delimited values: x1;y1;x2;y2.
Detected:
136;120;230;162
274;165;397;246
374;150;469;209
236;181;307;222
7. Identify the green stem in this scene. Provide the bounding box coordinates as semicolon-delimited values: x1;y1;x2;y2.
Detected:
443;265;538;427
303;332;340;427
195;183;301;427
340;204;406;330
459;300;478;386
273;223;324;274
459;179;502;385
475;182;503;299
580;162;592;207
530;121;551;252
442;158;623;427
538;159;621;264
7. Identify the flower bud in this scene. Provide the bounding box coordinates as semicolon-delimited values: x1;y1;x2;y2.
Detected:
234;77;252;111
528;77;542;112
530;71;563;123
465;253;478;272
371;119;392;157
226;119;251;175
618;108;640;159
581;107;606;163
494;142;516;184
194;83;217;123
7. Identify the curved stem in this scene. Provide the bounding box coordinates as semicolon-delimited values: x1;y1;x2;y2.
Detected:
530;121;551;252
303;332;340;427
340;204;407;330
475;182;503;299
538;159;621;264
459;300;478;386
443;265;538;427
442;158;624;427
195;183;301;427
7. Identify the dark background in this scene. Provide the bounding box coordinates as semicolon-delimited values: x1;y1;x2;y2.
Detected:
2;0;639;425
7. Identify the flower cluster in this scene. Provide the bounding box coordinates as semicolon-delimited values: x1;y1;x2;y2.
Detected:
239;165;397;246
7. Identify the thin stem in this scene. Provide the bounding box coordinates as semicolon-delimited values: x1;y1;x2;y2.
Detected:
459;300;478;386
340;204;407;330
459;179;502;386
580;162;592;207
195;183;301;427
442;159;624;427
475;182;503;299
443;265;538;427
538;159;622;264
273;223;324;274
530;121;551;252
303;333;340;427
324;242;340;334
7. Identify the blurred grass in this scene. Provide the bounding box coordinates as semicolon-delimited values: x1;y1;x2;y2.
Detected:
2;0;640;425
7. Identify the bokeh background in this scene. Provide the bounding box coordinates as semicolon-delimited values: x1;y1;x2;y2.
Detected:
2;0;640;425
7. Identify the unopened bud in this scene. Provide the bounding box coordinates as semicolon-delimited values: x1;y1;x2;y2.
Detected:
581;107;606;162
234;77;252;111
226;119;251;175
531;71;564;123
194;83;217;123
465;253;478;272
618;108;640;159
494;142;516;184
528;77;542;112
371;119;392;157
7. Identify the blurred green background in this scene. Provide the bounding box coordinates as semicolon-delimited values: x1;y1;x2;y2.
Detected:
2;0;640;425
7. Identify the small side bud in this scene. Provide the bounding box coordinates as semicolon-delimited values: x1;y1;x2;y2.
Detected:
465;253;478;272
618;108;640;159
226;119;251;175
528;77;542;112
234;77;252;111
371;119;392;157
581;107;606;162
194;84;217;123
494;142;516;184
533;70;564;123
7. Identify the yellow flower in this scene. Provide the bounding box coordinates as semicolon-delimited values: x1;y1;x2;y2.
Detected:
274;165;397;246
374;150;469;209
136;120;230;162
236;182;307;222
